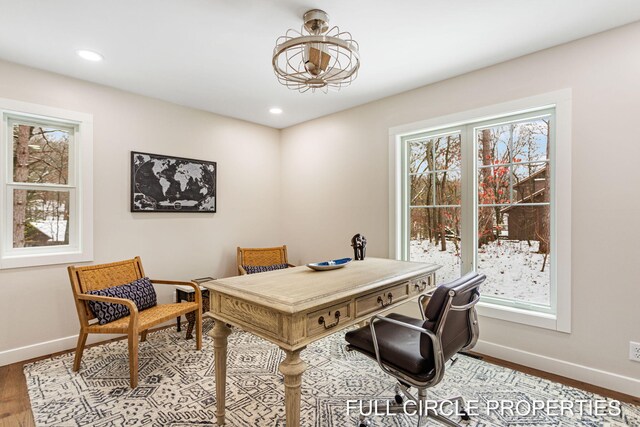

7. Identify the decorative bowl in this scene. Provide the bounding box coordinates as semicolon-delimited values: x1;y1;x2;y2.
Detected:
306;257;352;271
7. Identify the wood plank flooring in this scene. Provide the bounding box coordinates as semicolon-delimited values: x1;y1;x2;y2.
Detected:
472;352;640;407
0;361;34;427
1;330;637;426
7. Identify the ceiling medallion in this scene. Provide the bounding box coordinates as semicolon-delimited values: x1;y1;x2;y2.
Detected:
272;9;360;93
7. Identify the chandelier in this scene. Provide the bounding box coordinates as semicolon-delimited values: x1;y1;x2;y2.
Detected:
272;9;360;93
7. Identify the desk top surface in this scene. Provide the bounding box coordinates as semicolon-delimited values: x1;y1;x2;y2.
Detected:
202;257;440;313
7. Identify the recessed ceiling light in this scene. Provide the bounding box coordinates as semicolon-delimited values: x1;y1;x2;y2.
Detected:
269;107;283;114
76;50;103;62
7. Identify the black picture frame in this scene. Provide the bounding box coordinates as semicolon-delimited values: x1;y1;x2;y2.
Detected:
131;151;217;213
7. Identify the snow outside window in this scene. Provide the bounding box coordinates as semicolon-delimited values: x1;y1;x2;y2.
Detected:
390;91;572;332
0;99;93;269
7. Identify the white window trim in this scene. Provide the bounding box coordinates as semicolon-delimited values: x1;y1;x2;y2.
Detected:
0;97;93;269
388;89;572;333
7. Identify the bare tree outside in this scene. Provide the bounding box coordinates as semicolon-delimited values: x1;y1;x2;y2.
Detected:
11;123;70;248
475;118;551;304
12;125;31;247
409;117;551;306
409;133;461;284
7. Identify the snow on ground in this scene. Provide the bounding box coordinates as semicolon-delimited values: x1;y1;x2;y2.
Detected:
410;240;461;285
410;239;550;305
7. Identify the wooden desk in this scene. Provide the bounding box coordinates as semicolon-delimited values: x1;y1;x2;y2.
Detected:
202;257;439;426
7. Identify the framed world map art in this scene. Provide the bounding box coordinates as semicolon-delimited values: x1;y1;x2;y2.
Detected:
131;151;216;212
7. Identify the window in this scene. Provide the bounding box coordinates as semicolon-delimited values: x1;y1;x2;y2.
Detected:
408;130;462;285
0;98;93;269
475;116;552;309
390;91;571;331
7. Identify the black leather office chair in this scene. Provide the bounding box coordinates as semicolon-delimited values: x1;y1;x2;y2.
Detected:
345;272;485;427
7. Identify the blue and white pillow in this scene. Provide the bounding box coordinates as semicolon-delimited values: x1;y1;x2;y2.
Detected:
87;277;157;325
243;263;289;275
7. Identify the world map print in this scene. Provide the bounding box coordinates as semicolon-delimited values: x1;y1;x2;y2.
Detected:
131;152;216;212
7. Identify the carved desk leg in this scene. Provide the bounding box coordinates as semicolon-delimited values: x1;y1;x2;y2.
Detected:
210;322;232;425
278;348;308;427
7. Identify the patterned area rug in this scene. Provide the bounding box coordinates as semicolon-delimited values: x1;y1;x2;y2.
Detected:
24;323;640;426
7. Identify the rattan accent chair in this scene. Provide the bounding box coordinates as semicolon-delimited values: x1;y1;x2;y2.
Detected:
68;256;202;388
236;245;295;275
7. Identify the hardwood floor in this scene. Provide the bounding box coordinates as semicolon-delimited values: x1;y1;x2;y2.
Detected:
471;352;640;406
0;334;637;427
0;324;176;427
0;361;34;427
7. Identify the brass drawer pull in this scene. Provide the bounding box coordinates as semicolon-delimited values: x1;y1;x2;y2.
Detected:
318;311;341;329
377;293;393;307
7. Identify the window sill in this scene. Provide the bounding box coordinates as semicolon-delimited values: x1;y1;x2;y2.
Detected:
0;249;92;269
477;301;570;333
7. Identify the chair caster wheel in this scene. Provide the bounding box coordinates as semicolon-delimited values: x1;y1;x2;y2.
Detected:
394;394;403;404
460;410;471;421
358;416;371;427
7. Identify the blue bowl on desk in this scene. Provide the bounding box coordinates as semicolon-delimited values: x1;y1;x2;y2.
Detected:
306;257;352;271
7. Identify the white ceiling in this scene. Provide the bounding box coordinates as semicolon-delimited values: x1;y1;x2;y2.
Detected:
0;1;639;129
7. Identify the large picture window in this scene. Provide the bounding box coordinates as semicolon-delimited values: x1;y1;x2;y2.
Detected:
392;92;571;331
408;130;462;285
0;99;93;269
475;116;551;308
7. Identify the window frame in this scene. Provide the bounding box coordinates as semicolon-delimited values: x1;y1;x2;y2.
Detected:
389;90;571;332
0;98;93;269
471;110;555;314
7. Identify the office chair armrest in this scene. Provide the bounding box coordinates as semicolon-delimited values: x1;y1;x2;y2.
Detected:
417;294;429;320
450;292;480;311
418;289;479;318
370;314;435;336
417;287;437;320
368;314;446;386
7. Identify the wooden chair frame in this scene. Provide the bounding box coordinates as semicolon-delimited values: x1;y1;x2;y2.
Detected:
68;256;202;388
236;245;295;275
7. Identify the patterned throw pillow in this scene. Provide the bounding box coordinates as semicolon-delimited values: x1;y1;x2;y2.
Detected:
87;277;158;325
243;263;289;275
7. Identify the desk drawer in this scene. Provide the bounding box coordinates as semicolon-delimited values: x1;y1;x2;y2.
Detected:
410;275;432;295
355;282;410;317
307;302;352;336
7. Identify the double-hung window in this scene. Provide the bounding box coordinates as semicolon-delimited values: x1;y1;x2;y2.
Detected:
0;98;93;269
391;91;571;331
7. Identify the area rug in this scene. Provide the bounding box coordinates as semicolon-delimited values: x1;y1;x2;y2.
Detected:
24;323;640;426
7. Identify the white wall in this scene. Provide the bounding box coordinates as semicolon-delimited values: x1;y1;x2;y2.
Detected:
1;22;639;396
0;60;282;364
280;23;640;395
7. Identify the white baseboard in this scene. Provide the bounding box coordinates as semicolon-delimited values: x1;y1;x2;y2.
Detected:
0;320;178;367
0;333;123;366
474;340;640;398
